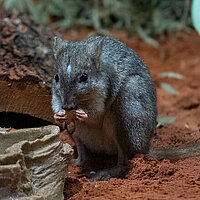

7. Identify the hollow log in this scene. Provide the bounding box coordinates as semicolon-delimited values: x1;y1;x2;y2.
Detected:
0;9;55;123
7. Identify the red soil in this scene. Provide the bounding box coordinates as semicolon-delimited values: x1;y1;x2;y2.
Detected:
60;29;200;200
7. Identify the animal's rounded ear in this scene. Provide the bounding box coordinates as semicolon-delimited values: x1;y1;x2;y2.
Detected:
86;38;104;59
53;36;68;59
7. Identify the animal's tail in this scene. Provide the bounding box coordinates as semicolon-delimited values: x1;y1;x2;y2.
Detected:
149;142;200;161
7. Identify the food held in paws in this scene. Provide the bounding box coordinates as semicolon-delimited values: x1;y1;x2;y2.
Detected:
64;110;76;134
55;109;76;133
56;109;76;124
65;110;76;124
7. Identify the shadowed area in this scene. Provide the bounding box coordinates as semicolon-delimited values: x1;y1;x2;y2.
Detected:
0;112;52;129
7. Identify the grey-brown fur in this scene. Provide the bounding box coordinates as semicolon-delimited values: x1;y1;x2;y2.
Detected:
52;36;157;180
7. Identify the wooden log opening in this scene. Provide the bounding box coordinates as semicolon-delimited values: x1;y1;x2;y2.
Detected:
0;9;56;128
0;79;54;128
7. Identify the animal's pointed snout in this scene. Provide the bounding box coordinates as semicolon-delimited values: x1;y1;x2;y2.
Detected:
62;103;75;110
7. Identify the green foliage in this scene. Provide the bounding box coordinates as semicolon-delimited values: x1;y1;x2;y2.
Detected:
157;117;176;128
191;0;200;34
4;0;30;12
160;83;179;95
159;71;185;95
158;72;184;80
1;0;193;37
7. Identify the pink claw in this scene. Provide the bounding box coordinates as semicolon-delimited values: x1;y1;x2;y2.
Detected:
54;110;67;128
76;109;88;121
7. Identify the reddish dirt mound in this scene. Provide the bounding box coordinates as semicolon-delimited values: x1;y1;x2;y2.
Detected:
60;29;200;200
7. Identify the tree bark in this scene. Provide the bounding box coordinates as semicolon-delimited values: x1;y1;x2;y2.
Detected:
0;9;55;123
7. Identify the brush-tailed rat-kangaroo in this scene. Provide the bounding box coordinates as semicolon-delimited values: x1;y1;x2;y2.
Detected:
52;36;200;181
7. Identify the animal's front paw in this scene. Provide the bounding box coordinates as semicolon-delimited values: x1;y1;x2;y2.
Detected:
76;109;88;121
54;110;76;131
54;110;66;128
87;166;126;181
87;170;112;181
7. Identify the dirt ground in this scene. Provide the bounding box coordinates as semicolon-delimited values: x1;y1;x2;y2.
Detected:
59;29;200;200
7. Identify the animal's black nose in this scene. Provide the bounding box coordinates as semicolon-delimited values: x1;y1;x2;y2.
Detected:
62;103;75;110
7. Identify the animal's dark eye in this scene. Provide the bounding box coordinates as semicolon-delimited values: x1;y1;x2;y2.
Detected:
55;74;59;82
79;73;88;82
